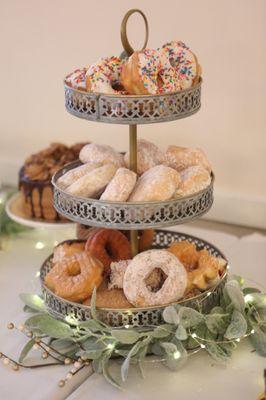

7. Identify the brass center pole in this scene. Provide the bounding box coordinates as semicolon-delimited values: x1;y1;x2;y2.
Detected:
129;125;138;257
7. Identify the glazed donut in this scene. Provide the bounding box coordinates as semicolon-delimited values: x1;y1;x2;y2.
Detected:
85;229;131;272
123;249;187;307
85;56;124;94
52;240;85;264
66;163;117;198
121;49;179;95
100;168;137;202
79;143;125;168
174;165;211;197
161;41;201;90
45;252;104;302
65;68;87;91
167;240;199;270
124;139;165;175
76;225;100;241
83;288;133;309
123;229;154;252
164;146;212;173
129;165;180;202
57;162;101;190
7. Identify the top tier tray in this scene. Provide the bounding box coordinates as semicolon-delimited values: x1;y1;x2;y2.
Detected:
64;80;201;125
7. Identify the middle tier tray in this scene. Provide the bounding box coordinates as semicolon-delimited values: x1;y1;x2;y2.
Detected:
52;161;214;229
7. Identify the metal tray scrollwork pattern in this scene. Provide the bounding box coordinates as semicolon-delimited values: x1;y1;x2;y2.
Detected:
40;230;228;328
52;161;213;230
64;80;201;125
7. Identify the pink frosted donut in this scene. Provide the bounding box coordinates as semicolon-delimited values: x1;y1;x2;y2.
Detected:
123;249;187;307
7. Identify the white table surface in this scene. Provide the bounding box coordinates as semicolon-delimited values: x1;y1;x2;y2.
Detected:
0;225;265;400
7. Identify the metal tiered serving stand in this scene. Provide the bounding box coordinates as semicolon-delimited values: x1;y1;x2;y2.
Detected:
41;9;227;327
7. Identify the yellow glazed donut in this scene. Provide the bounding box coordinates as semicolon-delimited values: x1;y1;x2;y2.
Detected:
100;168;137;201
123;249;187;307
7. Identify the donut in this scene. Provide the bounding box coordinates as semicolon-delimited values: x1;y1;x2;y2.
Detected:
123;229;154;252
121;49;179;95
65;68;87;91
165;146;212;173
83;288;133;309
124;139;165;175
76;225;100;241
57;162;101;190
123;249;187;307
100;168;137;202
52;241;85;264
85;229;131;272
66;163;117;198
129;165;180;202
174;165;211;197
108;259;131;290
167;240;199;270
161;41;201;90
85;56;124;94
45;252;104;302
79;143;124;168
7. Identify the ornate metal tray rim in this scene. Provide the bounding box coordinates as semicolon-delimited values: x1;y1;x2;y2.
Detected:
64;78;202;100
52;161;214;207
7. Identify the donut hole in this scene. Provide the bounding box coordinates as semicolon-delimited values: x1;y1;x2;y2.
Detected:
67;261;81;277
145;268;167;293
105;242;115;259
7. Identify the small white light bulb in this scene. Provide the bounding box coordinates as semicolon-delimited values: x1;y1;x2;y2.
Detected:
173;351;181;359
35;241;45;250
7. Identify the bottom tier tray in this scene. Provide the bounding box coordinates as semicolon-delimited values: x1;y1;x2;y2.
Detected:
40;229;228;328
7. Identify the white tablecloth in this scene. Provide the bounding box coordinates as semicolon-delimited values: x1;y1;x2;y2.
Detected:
0;225;265;400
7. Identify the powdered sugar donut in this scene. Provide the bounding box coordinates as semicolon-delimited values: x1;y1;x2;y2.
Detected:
165;146;212;173
85;56;124;94
124;139;165;175
79;143;125;168
123;249;187;307
100;168;137;201
129;165;180;202
174;165;211;197
108;259;131;290
161;41;201;90
66;163;117;198
57;162;101;190
65;68;87;91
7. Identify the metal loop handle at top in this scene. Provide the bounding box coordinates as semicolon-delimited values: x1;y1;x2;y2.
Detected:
120;9;149;56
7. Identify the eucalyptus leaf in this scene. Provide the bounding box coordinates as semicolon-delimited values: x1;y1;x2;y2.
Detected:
151;325;172;338
78;349;103;360
205;313;229;335
102;359;121;389
121;341;143;382
151;341;164;356
163;339;187;371
92;357;103;373
224;280;245;313
20;293;46;312
179;307;204;328
160;342;177;354
79;319;108;333
205;342;230;363
224;310;247;340
175;324;187;340
249;326;266;356
25;314;73;339
243;287;261;295
19;338;35;363
162;306;179;325
111;329;140;344
51;338;79;354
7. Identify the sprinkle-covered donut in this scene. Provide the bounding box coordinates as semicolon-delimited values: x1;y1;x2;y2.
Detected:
123;249;187;307
65;68;87;91
161;41;200;90
85;56;125;94
85;228;131;272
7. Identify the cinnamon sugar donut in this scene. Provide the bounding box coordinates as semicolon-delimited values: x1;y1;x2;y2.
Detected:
83;288;133;309
85;56;124;94
57;162;101;190
129;165;180;202
123;250;187;307
52;241;85;264
66;163;117;198
124;139;165;175
165;146;212;173
167;240;199;270
85;229;131;272
45;252;103;302
79;143;124;168
100;168;137;202
174;165;211;197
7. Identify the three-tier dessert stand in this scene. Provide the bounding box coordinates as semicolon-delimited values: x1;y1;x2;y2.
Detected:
40;9;227;327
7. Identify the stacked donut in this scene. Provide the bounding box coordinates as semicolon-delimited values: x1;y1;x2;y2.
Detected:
57;139;212;201
65;40;201;95
45;231;226;308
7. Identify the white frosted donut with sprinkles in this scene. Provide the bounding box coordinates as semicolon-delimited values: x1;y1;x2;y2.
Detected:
161;41;200;90
65;68;87;91
85;56;125;94
123;249;187;307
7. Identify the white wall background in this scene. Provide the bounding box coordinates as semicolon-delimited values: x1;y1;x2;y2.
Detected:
0;0;265;227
